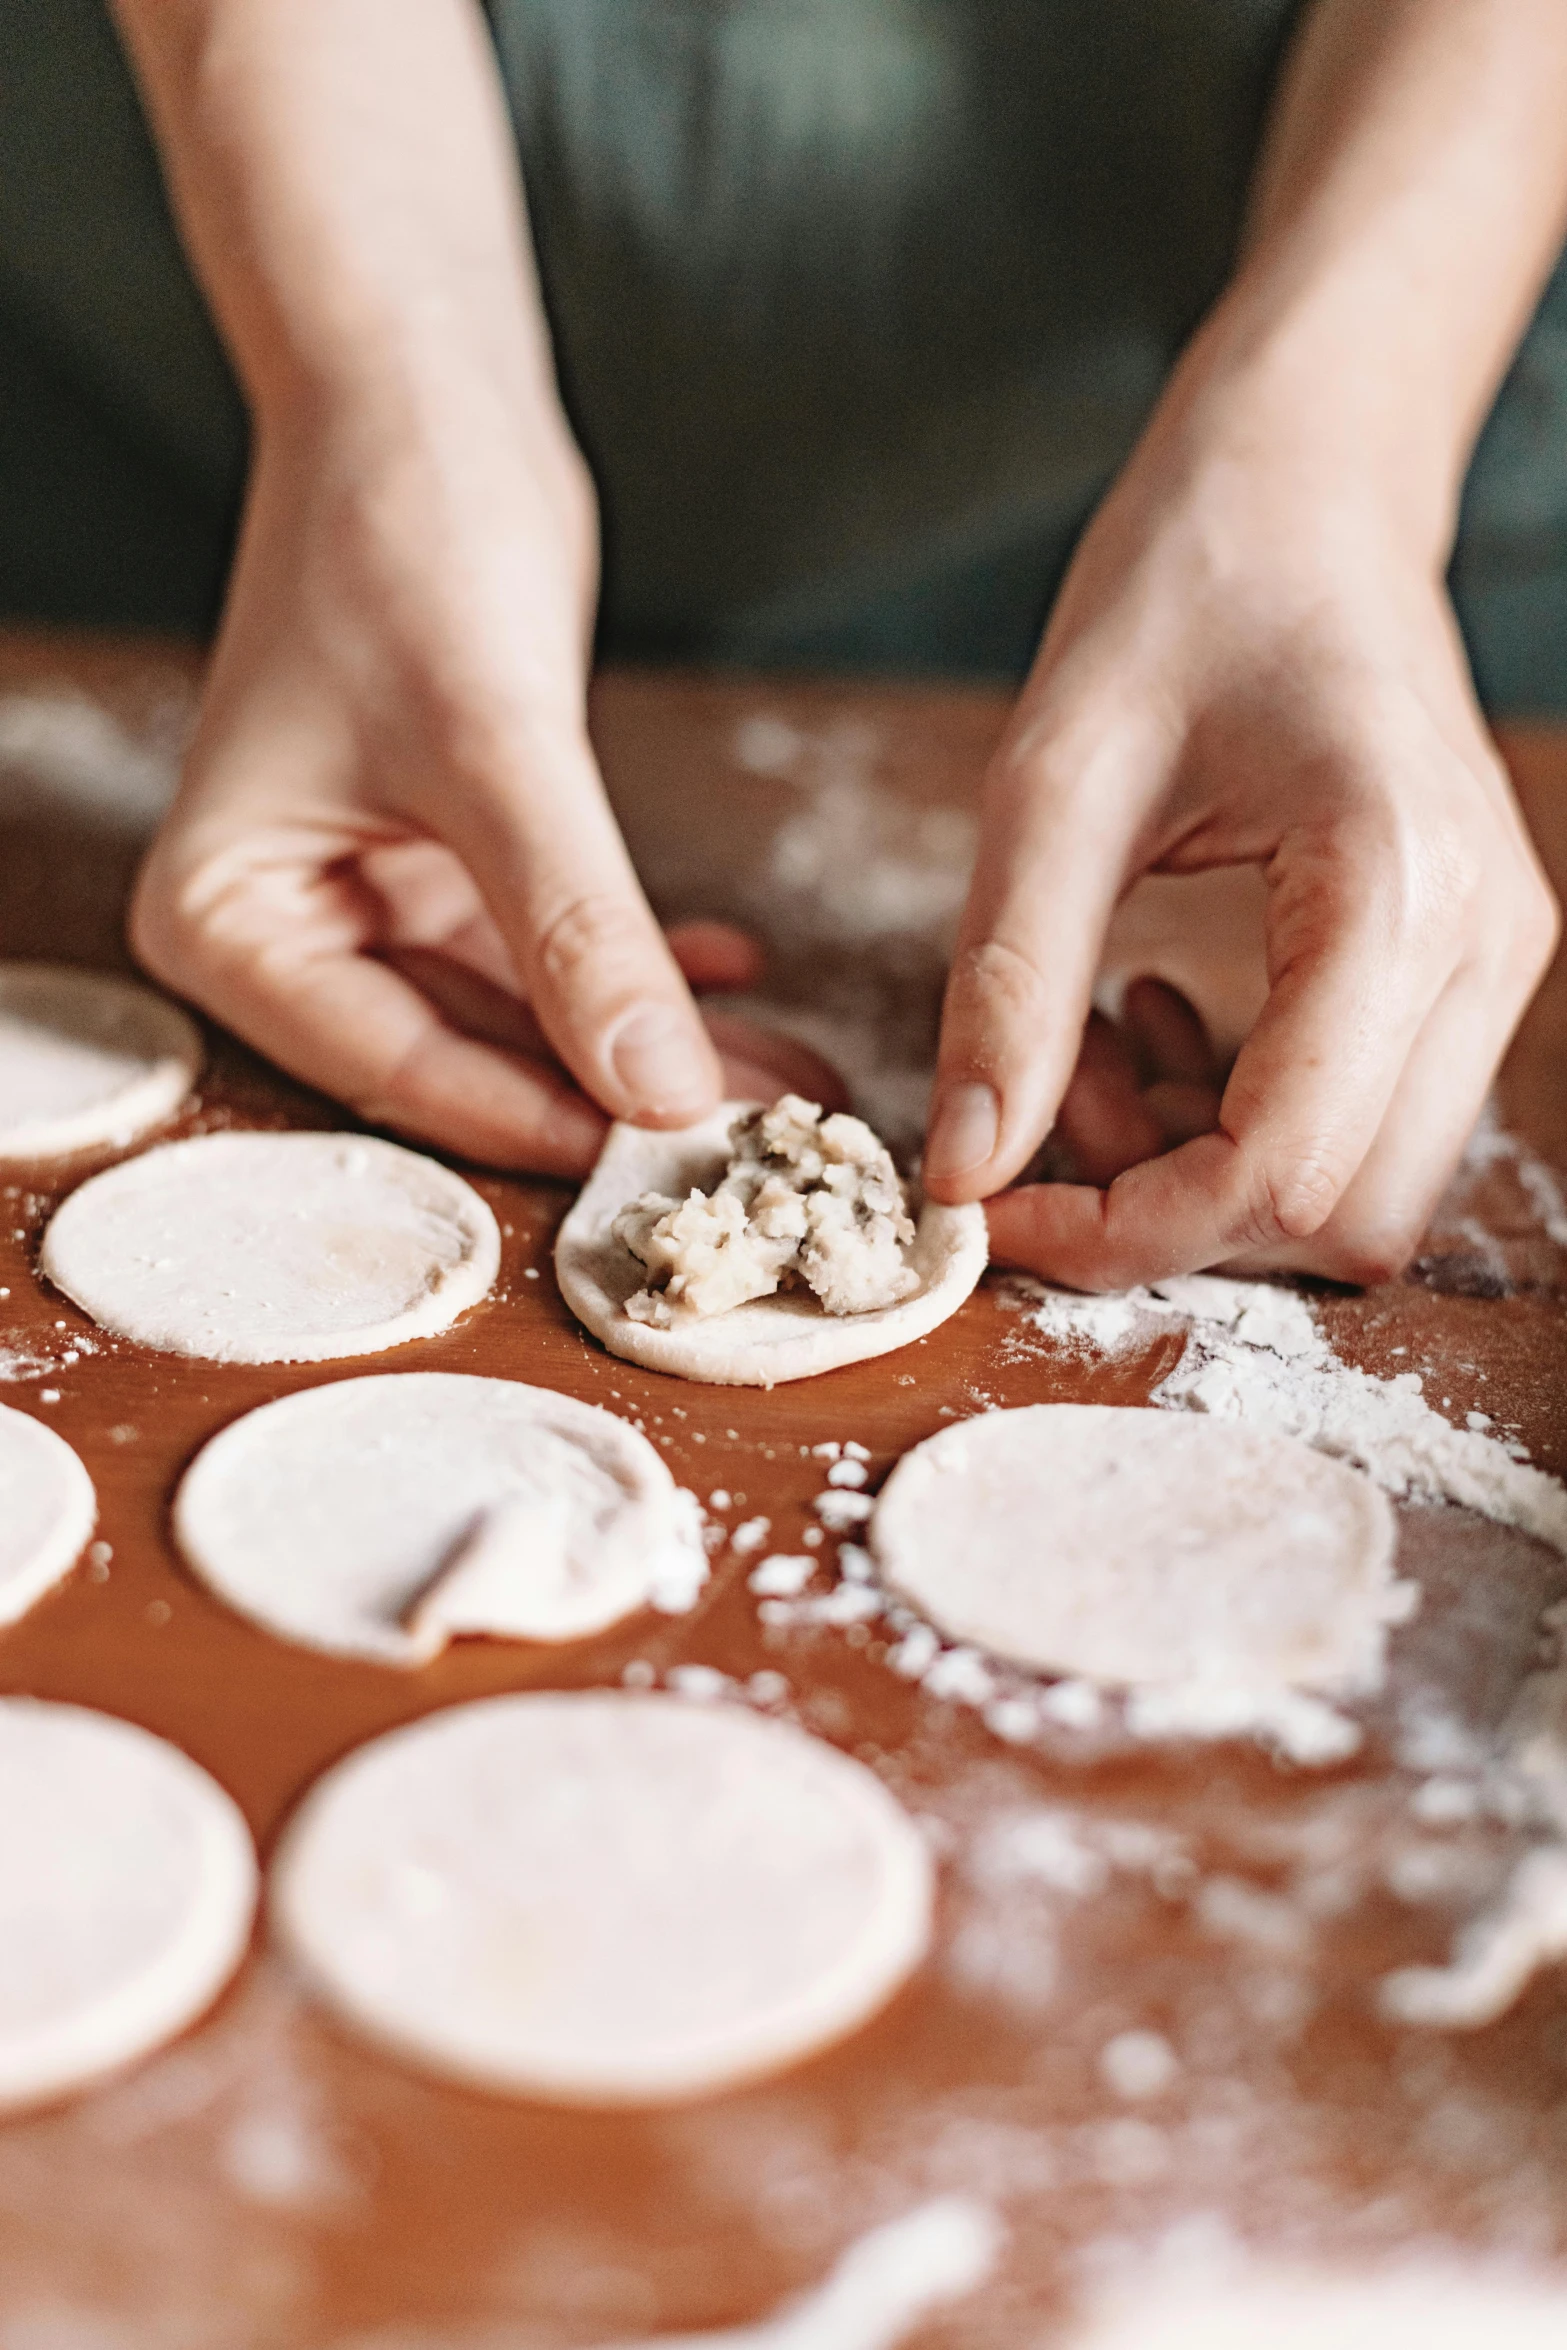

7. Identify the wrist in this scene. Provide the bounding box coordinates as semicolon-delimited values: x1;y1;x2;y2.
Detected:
1155;260;1473;574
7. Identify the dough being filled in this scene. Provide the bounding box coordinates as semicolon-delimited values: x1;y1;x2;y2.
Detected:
41;1130;499;1364
175;1373;706;1666
271;1691;933;2103
0;1404;96;1627
871;1405;1406;1694
0;963;200;1162
0;1701;257;2111
556;1101;987;1386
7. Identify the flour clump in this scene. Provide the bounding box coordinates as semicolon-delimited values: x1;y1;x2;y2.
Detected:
614;1094;918;1328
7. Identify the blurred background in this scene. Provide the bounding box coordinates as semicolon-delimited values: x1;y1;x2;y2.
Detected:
5;0;1567;707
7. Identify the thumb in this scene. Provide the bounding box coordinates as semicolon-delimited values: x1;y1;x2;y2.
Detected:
923;714;1159;1200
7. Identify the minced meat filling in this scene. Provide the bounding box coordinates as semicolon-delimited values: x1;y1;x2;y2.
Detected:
613;1095;919;1326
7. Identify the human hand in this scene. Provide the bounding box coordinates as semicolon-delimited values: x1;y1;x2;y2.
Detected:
131;394;838;1177
922;382;1558;1289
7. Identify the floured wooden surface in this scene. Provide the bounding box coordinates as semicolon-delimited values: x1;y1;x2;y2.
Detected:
2;634;1567;2344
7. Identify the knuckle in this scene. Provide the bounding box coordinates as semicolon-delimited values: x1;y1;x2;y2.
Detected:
532;890;646;999
1233;1150;1343;1251
949;936;1051;1034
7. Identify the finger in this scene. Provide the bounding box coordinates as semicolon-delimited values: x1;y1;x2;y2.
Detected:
1121;976;1220;1088
434;720;724;1128
1227;965;1530;1284
138;849;607;1172
382;945;550;1059
1052;1012;1167;1186
701;1010;852;1112
989;820;1462;1287
368;847;763;1031
924;714;1163;1202
669;921;765;993
1143;1079;1223;1148
392;946;848;1135
218;949;603;1175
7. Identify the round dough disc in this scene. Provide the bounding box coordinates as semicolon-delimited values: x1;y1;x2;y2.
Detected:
0;963;201;1163
0;1701;257;2111
871;1405;1402;1693
175;1373;707;1666
272;1692;933;2103
555;1103;988;1386
40;1130;500;1364
0;1403;96;1627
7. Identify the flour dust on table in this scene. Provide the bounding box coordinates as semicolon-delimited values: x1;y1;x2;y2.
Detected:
598;2196;1000;2350
0;1400;95;1626
271;1692;933;2104
175;1374;707;1666
40;1130;499;1364
557;1096;986;1385
0;962;200;1162
0;1702;256;2112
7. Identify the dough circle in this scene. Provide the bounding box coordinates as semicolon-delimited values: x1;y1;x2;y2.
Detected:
0;1403;96;1627
40;1130;500;1364
871;1405;1402;1692
271;1691;933;2103
0;963;201;1162
555;1103;988;1386
0;1701;257;2111
175;1373;706;1666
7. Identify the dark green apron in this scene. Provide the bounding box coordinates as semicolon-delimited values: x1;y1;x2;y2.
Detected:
4;0;1567;712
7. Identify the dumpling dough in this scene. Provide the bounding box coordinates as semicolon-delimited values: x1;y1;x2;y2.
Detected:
871;1405;1406;1694
0;1701;257;2111
174;1373;707;1666
0;1403;96;1627
271;1691;933;2103
0;963;200;1162
40;1130;499;1364
556;1102;987;1386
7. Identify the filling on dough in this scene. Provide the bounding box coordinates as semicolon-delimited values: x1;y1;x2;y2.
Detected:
613;1094;919;1326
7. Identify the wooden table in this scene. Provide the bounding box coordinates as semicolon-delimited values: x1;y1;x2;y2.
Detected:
2;631;1566;2345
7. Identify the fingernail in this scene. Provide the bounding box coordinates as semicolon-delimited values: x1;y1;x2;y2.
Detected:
925;1081;1000;1183
608;1004;712;1117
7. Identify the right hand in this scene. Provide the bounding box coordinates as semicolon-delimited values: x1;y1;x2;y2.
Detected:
132;385;834;1176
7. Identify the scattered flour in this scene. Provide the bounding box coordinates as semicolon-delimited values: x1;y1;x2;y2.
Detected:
1017;1272;1567;1554
0;1331;101;1384
1071;2251;1567;2348
1099;2030;1180;2102
1382;1608;1567;2027
0;689;184;832
762;1251;1567;1781
596;2196;999;2350
1457;1103;1567;1250
1012;1260;1567;2022
735;714;976;952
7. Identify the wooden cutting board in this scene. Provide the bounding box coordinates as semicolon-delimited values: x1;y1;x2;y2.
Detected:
1;631;1566;2346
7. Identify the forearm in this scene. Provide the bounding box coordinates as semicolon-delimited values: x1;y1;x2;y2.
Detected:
109;0;558;435
1180;0;1567;557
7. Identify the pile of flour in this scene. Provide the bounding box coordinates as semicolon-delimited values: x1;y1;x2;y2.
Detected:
1023;1272;1567;1554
